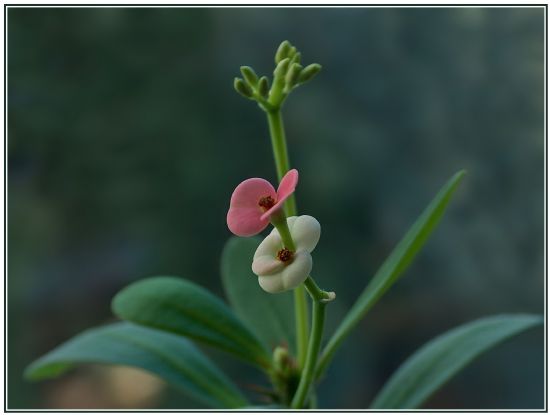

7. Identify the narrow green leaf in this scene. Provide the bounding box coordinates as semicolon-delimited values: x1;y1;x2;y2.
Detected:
112;276;270;369
25;322;248;408
318;170;467;376
221;237;296;353
371;314;542;409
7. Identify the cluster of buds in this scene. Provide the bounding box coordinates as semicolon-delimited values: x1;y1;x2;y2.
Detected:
226;170;321;294
270;346;300;405
233;40;322;110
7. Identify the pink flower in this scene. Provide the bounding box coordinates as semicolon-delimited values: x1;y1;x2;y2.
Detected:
227;169;299;237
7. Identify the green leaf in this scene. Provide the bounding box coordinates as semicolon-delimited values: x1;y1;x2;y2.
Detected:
24;322;248;408
112;276;271;369
318;170;467;376
221;236;296;353
371;314;543;409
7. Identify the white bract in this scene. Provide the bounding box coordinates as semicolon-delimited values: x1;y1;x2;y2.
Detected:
252;215;321;293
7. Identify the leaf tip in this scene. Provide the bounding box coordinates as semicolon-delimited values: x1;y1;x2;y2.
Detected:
110;288;125;318
22;364;35;381
454;169;468;182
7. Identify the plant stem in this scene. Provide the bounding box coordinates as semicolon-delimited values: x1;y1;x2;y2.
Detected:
293;288;308;368
304;277;328;301
266;111;334;406
266;108;308;368
309;391;318;409
266;110;297;216
271;216;296;251
315;326;340;379
290;300;326;409
290;277;334;408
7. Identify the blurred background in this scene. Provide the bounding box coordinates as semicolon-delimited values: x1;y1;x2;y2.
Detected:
8;6;545;409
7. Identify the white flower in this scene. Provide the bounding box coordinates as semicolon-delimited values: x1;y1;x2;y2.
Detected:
252;215;321;293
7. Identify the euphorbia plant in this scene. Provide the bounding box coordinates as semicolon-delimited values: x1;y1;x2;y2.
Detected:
25;41;542;409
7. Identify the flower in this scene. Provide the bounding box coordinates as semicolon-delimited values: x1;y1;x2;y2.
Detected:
252;215;321;293
227;169;298;237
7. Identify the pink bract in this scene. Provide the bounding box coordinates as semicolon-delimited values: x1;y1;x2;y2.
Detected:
227;169;299;237
260;168;298;221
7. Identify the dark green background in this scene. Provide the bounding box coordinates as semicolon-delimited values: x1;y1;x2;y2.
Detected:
8;7;545;409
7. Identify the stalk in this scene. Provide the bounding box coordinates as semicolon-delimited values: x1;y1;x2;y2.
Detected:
266;109;308;368
290;297;325;408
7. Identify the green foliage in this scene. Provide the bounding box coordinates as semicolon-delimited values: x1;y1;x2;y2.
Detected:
371;314;543;409
221;236;296;354
112;276;270;369
24;322;248;408
318;170;467;375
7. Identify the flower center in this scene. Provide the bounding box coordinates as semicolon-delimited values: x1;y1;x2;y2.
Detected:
277;248;294;263
258;195;276;210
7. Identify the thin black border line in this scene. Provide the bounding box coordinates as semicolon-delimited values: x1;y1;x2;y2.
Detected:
3;3;548;413
4;2;7;414
3;412;548;413
1;3;549;6
545;2;548;413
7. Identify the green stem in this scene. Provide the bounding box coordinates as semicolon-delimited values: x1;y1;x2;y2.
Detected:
293;287;308;368
290;276;334;408
270;182;335;408
304;277;326;301
315;326;341;379
266;109;307;368
309;391;318;409
266;110;297;216
290;300;326;409
271;216;296;251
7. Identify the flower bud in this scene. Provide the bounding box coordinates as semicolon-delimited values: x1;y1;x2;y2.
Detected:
233;77;253;98
298;63;322;84
258;76;270;99
273;57;290;80
240;66;258;87
275;40;292;64
273;346;290;372
288;46;297;58
290;52;301;65
285;63;302;89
